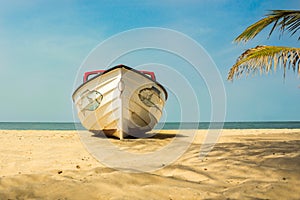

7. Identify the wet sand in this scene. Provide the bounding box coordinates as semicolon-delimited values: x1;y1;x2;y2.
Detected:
0;129;299;199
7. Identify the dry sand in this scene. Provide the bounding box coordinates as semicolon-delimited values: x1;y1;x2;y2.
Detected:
0;129;299;199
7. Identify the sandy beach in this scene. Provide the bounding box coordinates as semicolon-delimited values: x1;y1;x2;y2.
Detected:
0;129;299;199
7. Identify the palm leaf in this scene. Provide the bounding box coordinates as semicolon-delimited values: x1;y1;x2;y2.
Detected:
235;10;300;42
227;46;300;80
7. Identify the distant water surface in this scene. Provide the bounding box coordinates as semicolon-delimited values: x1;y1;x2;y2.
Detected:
0;121;299;130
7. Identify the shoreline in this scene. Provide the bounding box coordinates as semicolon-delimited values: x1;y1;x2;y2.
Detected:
1;121;300;131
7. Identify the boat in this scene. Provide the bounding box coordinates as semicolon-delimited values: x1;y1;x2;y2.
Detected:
72;65;168;139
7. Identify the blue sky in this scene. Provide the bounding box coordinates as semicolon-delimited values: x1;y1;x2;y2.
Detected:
0;0;299;122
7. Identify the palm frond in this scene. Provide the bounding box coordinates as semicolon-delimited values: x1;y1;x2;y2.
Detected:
227;46;300;80
235;10;300;42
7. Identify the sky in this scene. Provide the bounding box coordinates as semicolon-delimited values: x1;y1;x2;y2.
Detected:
0;0;299;122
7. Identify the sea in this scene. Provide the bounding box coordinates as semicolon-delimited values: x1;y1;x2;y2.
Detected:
0;121;299;130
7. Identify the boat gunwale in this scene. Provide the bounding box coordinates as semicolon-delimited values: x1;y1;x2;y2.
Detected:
72;65;168;101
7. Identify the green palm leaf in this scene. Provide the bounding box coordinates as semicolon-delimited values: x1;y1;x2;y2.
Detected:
235;10;300;42
227;46;300;80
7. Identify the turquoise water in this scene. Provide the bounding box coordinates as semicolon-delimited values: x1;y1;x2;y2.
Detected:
0;121;299;130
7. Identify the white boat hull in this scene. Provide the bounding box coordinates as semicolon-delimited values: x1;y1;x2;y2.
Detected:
72;66;167;139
